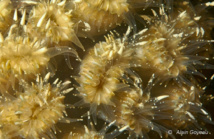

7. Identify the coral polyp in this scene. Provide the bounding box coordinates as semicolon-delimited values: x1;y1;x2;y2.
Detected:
158;84;212;129
75;30;134;116
76;53;118;106
27;0;83;49
0;73;73;139
0;35;49;75
72;0;152;37
73;0;129;37
134;7;214;85
113;83;171;138
0;33;78;77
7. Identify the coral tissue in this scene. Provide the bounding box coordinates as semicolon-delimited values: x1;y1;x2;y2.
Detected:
0;0;214;139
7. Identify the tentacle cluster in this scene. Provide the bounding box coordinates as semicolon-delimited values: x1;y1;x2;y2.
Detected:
0;73;73;139
72;0;156;37
75;28;135;117
27;0;84;49
134;6;214;85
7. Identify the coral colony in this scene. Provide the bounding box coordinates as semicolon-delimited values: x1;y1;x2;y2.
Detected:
0;0;214;139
